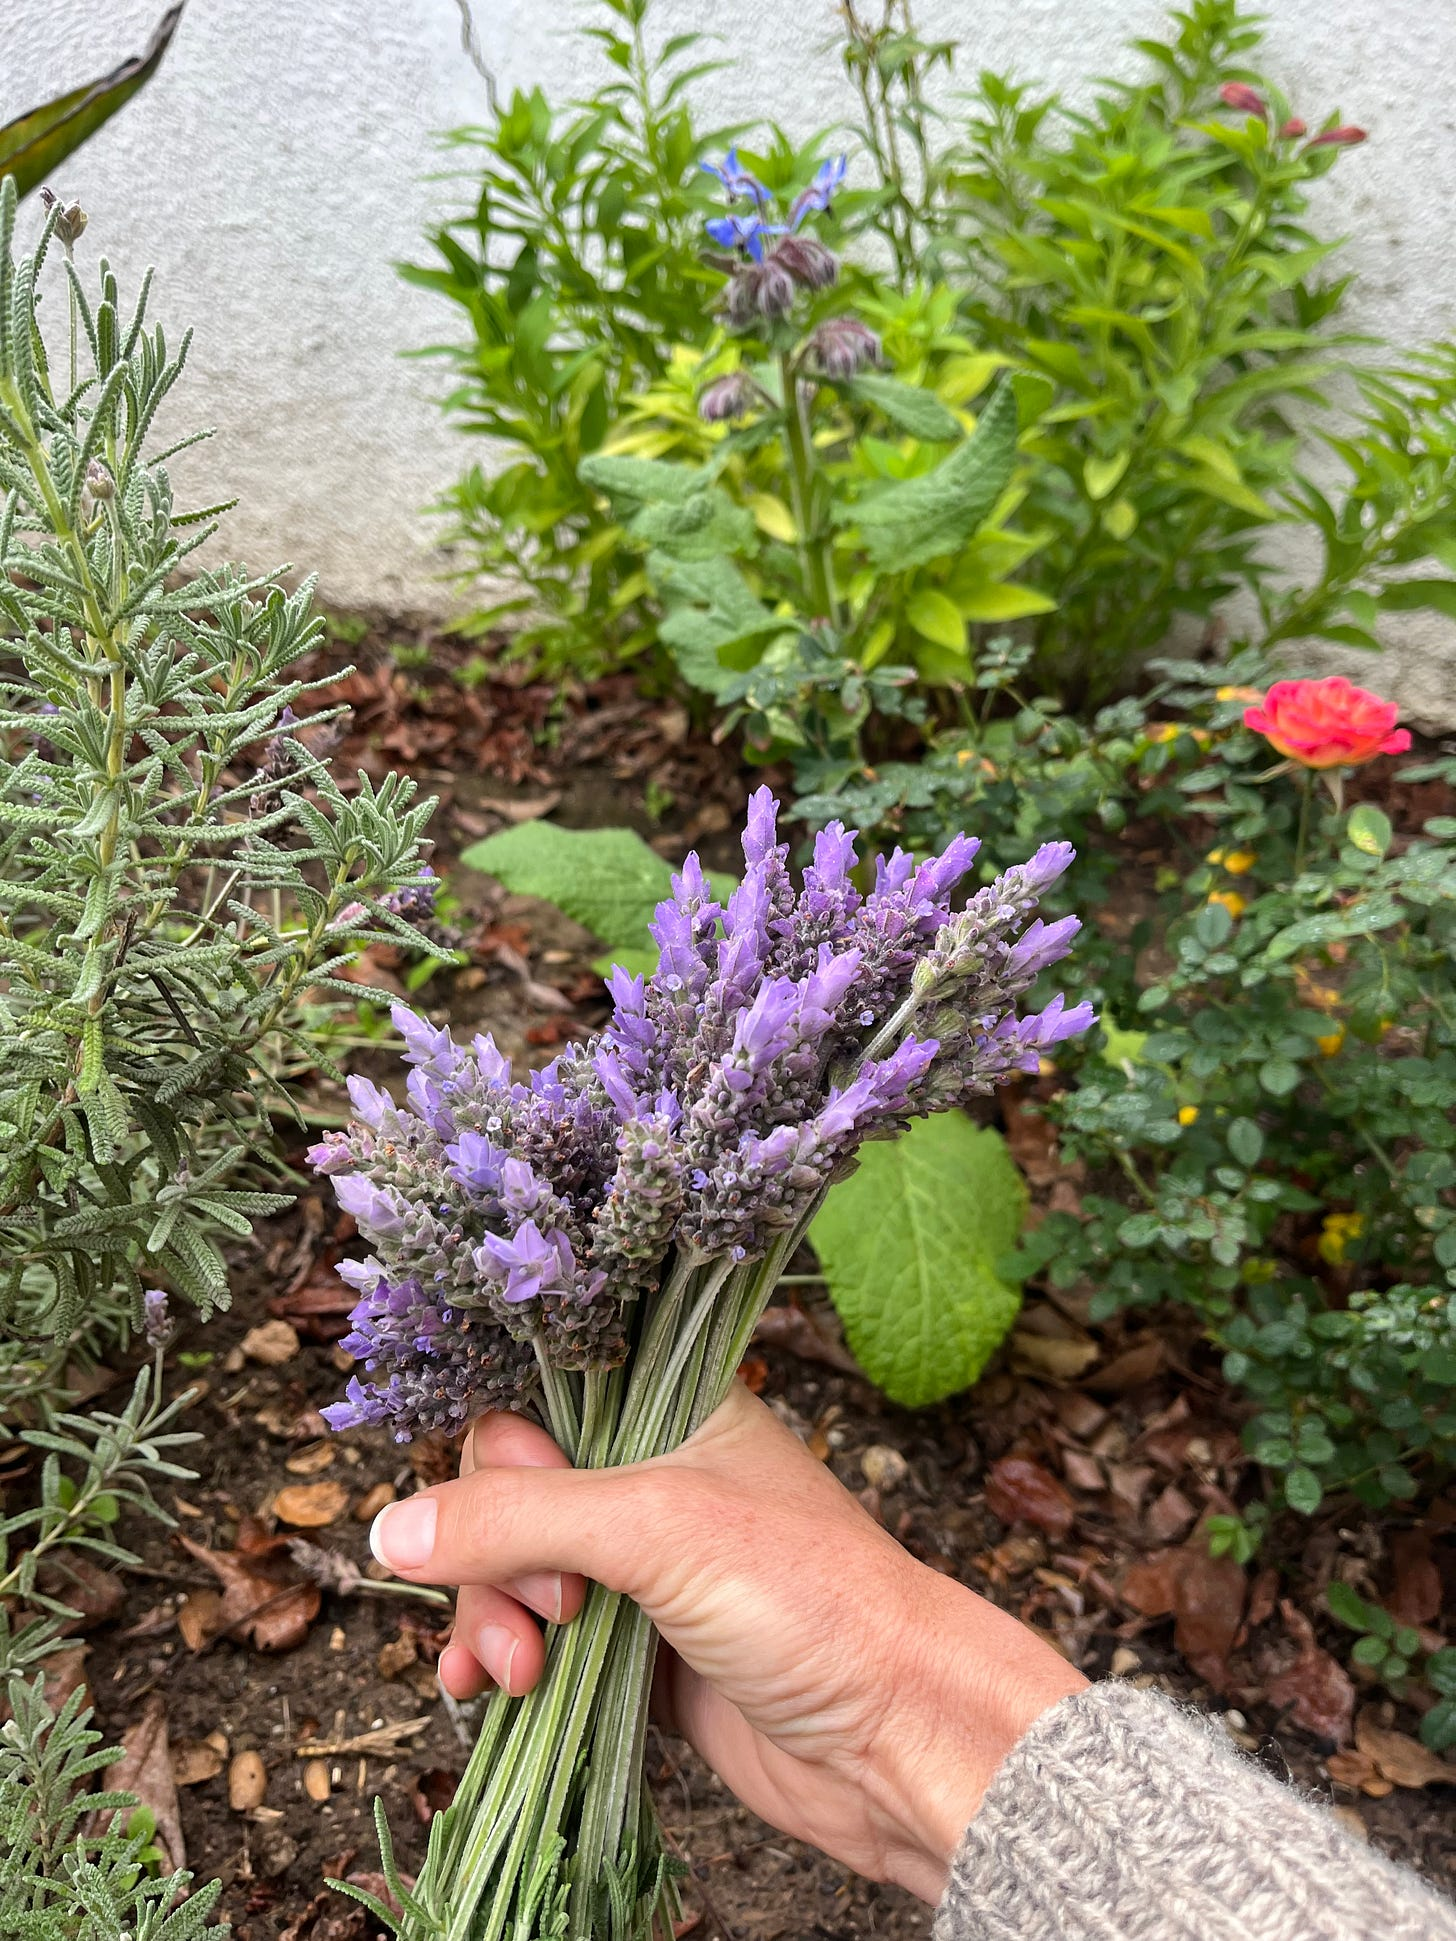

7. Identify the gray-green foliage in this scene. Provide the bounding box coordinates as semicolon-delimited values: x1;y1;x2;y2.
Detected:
0;179;432;1358
0;1360;213;1937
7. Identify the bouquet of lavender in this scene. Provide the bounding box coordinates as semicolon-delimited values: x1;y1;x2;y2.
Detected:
310;790;1091;1940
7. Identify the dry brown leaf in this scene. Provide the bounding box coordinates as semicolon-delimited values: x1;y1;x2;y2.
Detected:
1267;1603;1355;1744
178;1535;320;1651
274;1482;351;1528
1145;1484;1197;1545
1122;1540;1245;1689
242;1319;301;1366
1389;1532;1442;1628
1356;1712;1455;1788
1011;1331;1099;1381
110;1696;185;1873
37;1553;125;1632
228;1749;268;1811
353;1482;396;1522
985;1456;1075;1539
42;1643;89;1711
285;1441;337;1477
1083;1338;1165;1393
1327;1748;1377;1790
1061;1449;1104;1494
752;1304;862;1375
173;1738;226;1787
177;1588;222;1651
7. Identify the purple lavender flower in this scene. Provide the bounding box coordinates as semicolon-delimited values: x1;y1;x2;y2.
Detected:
312;786;1094;1439
143;1287;172;1348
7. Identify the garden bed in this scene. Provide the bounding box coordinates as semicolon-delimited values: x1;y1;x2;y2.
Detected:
59;625;1455;1936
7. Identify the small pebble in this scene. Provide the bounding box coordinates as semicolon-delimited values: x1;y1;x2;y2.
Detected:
860;1444;909;1492
241;1320;300;1367
303;1758;331;1803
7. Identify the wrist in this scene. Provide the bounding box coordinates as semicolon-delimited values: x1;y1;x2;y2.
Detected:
863;1569;1087;1902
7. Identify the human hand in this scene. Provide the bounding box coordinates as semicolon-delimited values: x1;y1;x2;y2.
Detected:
368;1380;1085;1902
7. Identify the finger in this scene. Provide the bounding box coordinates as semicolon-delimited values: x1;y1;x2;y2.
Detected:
450;1411;585;1623
438;1641;492;1702
369;1459;665;1600
438;1580;546;1697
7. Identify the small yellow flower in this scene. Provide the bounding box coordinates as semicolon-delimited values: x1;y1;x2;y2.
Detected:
1318;1210;1365;1266
1207;890;1246;919
957;749;974;765
1317;1024;1346;1057
1177;1104;1199;1126
1147;722;1180;744
1205;847;1256;874
1217;684;1263;704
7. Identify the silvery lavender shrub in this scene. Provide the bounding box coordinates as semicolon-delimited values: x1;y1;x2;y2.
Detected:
314;788;1090;1941
0;180;432;1374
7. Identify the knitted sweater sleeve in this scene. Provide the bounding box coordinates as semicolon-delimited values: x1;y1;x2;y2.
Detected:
931;1679;1456;1941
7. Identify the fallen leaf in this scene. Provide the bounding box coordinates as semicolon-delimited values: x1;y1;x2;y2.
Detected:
409;1767;458;1824
173;1738;226;1786
274;1482;351;1528
1355;1711;1455;1788
285;1441;337;1477
177;1588;223;1651
109;1696;185;1872
228;1749;268;1811
985;1456;1075;1539
1122;1540;1245;1689
1145;1484;1197;1545
353;1482;396;1522
1083;1338;1165;1393
178;1535;320;1651
1106;1463;1156;1516
1327;1748;1377;1790
1389;1532;1442;1628
37;1553;125;1632
752;1304;863;1375
242;1320;301;1366
1267;1602;1354;1744
42;1643;89;1711
474;791;561;823
1011;1331;1099;1381
1061;1448;1104;1493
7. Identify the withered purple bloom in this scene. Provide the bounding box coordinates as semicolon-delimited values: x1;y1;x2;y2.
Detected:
313;786;1093;1440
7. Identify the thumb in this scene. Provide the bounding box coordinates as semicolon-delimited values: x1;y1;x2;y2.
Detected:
368;1439;687;1608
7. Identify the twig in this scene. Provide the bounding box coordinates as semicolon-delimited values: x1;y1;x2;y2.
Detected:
294;1716;432;1759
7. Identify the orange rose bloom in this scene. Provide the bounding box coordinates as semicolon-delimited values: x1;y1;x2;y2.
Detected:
1243;676;1411;768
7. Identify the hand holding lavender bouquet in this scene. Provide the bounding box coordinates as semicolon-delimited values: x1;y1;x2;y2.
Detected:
310;789;1091;1940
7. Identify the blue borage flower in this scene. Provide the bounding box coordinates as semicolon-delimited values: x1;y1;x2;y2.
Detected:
310;788;1093;1440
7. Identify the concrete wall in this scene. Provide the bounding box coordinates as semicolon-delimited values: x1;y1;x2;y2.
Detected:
6;0;1456;719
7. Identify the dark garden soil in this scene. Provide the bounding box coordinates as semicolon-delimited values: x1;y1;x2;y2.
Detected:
52;625;1456;1936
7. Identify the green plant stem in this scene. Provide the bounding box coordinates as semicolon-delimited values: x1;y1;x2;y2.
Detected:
778;354;839;627
1294;766;1315;880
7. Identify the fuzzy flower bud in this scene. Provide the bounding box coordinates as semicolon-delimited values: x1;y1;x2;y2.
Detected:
1218;82;1267;117
805;317;881;380
698;371;757;423
771;235;838;291
1306;124;1367;148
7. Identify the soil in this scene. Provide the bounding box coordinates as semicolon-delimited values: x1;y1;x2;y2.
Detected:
43;625;1456;1935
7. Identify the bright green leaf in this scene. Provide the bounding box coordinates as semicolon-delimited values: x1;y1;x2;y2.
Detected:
811;1117;1026;1408
1346;804;1392;857
849;373;961;442
1083;451;1129;501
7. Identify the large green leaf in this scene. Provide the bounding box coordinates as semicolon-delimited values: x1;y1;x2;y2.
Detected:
839;380;1019;572
0;7;184;200
578;453;709;506
847;373;961;443
460;820;734;967
810;1115;1027;1408
652;553;784;696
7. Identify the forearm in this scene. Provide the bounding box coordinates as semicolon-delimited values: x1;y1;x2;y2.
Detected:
932;1680;1456;1941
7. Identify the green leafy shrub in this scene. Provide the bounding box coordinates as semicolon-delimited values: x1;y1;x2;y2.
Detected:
0;183;431;1371
402;0;754;673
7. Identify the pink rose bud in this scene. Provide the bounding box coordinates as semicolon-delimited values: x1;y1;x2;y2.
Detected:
1306;124;1367;148
1219;82;1267;116
1278;117;1307;139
